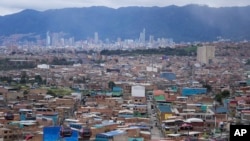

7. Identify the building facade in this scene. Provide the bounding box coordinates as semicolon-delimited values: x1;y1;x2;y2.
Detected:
197;46;215;64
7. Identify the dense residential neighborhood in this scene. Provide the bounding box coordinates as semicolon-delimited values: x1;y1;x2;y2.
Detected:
0;41;249;141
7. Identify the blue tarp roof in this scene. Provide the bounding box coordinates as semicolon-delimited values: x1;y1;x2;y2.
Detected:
181;88;207;96
157;105;172;113
43;126;78;141
113;86;123;92
160;72;176;81
212;106;228;114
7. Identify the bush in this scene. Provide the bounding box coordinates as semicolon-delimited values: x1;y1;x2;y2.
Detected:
221;90;230;97
214;90;230;104
46;88;72;97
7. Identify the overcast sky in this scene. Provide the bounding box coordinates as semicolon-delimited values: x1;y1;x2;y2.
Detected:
0;0;250;16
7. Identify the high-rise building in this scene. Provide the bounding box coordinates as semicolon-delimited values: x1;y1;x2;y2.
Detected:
94;32;98;43
197;46;215;64
69;37;75;46
51;33;59;47
46;31;51;46
149;35;154;43
60;38;65;46
139;28;146;43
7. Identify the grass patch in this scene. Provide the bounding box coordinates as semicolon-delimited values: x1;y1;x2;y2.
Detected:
47;88;72;97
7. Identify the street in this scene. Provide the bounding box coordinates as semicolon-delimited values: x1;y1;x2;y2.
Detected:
147;100;163;139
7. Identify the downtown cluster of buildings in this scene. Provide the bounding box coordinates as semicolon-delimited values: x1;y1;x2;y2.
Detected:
0;41;249;141
2;29;175;51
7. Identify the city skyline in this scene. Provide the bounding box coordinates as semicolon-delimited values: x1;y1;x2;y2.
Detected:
1;0;250;16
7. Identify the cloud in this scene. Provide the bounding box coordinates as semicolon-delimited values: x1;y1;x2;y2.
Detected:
0;0;250;16
0;6;23;16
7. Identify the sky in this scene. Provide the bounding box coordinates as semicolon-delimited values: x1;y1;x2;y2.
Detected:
0;0;250;16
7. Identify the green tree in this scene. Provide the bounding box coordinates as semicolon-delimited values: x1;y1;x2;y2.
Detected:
214;94;222;104
221;90;230;97
203;84;212;93
245;59;250;65
214;90;230;104
23;90;29;95
47;89;56;97
35;75;43;84
20;71;28;84
108;81;116;90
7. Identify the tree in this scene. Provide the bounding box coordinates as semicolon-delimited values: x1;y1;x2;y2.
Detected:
108;81;116;90
203;84;212;93
35;75;43;84
214;90;230;104
221;90;230;97
47;89;56;97
20;71;28;84
214;94;222;104
23;90;29;95
245;59;250;65
133;111;141;117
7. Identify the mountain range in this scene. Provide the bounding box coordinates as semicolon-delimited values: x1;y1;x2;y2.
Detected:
0;4;250;42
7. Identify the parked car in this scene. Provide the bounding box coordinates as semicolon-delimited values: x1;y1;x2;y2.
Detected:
60;126;72;137
180;123;193;130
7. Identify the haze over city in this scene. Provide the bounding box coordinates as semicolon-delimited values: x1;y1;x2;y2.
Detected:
1;0;250;15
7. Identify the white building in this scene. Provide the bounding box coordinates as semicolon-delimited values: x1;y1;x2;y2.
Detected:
37;64;50;69
197;46;215;64
131;85;145;97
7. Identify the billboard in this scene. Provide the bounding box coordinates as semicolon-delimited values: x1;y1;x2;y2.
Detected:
131;86;145;97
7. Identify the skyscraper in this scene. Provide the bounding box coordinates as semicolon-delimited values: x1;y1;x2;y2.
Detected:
51;33;59;47
197;46;215;64
94;32;98;43
149;35;154;43
139;28;146;43
46;31;51;46
142;28;145;43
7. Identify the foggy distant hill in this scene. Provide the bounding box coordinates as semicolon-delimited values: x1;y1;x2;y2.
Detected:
0;4;250;42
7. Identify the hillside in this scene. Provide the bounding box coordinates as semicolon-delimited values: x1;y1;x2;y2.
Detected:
0;5;250;42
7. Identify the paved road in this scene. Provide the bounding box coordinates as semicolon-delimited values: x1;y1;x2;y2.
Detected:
147;100;163;139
